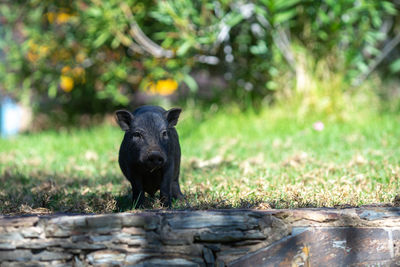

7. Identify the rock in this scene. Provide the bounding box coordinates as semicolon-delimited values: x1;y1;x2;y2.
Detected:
85;214;122;232
16;239;64;249
125;253;152;264
204;244;221;252
73;256;85;267
120;213;160;230
20;227;43;238
0;243;16;249
133;258;201;267
1;261;43;267
0;216;39;227
45;214;124;237
195;230;265;243
3;208;400;266
167;212;257;230
160;226;194;245
60;242;107;250
87;250;126;265
0;250;33;261
32;250;72;261
0;232;23;241
44;216;86;237
203;247;214;264
122;227;147;235
113;233;148;246
215;259;225;267
217;248;250;264
134;243;203;257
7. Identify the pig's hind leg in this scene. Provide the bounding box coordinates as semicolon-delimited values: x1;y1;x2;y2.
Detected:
172;180;183;200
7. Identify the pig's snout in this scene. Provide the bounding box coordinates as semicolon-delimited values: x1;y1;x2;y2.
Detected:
146;151;166;168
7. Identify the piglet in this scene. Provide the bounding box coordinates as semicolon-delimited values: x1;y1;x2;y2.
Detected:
115;106;183;208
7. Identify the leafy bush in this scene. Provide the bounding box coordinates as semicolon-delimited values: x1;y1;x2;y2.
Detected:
0;0;399;115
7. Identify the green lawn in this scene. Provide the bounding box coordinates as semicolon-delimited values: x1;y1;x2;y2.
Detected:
0;107;399;214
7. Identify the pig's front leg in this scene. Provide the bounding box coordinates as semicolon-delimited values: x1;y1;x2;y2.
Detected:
130;178;145;208
160;165;174;207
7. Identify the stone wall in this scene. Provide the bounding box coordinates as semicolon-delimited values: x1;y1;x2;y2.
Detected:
1;207;400;266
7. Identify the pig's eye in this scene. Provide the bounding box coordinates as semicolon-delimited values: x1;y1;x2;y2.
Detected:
132;131;142;139
161;130;168;139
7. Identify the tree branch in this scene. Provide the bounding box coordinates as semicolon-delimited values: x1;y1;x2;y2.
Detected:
120;3;174;58
353;31;400;86
257;15;297;72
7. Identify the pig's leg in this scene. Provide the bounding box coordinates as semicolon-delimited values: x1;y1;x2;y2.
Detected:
171;159;183;200
172;180;183;200
160;166;173;207
130;179;145;208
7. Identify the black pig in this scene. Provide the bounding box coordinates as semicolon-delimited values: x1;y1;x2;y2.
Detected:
115;106;183;208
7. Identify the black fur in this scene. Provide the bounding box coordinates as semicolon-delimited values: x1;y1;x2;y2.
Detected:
115;105;183;208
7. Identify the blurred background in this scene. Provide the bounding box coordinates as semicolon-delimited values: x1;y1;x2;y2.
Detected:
1;0;400;132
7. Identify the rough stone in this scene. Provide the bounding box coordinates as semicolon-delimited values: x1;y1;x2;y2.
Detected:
160;227;195;245
157;244;204;257
44;215;86;237
73;256;85;267
195;230;265;243
167;212;258;230
2;208;400;266
87;250;126;265
0;243;16;249
113;233;148;246
215;259;225;267
229;227;396;267
216;247;250;263
121;227;147;235
85;214;122;232
0;216;39;227
0;232;24;241
20;227;43;238
133;258;201;267
15;239;64;249
60;241;107;250
357;207;400;220
203;247;214;264
31;250;72;261
125;253;152;264
204;244;221;252
0;250;33;261
120;213;160;230
1;261;47;267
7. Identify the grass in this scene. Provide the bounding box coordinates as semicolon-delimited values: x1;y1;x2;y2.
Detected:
0;106;399;215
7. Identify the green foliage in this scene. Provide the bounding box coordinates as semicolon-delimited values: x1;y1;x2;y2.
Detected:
0;1;399;115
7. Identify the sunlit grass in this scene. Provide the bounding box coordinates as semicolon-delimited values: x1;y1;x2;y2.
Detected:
0;107;399;214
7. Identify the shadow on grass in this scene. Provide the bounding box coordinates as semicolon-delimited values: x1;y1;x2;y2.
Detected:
3;166;387;215
0;167;131;215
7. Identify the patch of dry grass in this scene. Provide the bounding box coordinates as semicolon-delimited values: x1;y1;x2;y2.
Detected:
0;109;399;214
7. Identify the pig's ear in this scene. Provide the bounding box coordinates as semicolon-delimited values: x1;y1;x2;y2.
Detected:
165;108;182;127
115;110;134;131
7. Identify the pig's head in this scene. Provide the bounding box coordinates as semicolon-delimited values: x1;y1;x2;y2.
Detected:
115;108;181;170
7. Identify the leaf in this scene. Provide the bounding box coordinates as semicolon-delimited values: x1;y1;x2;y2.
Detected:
389;59;400;73
177;40;192;56
382;1;397;15
250;40;268;55
225;12;244;27
48;83;57;98
87;7;102;17
183;74;198;92
273;9;297;24
94;32;110;48
273;0;301;11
